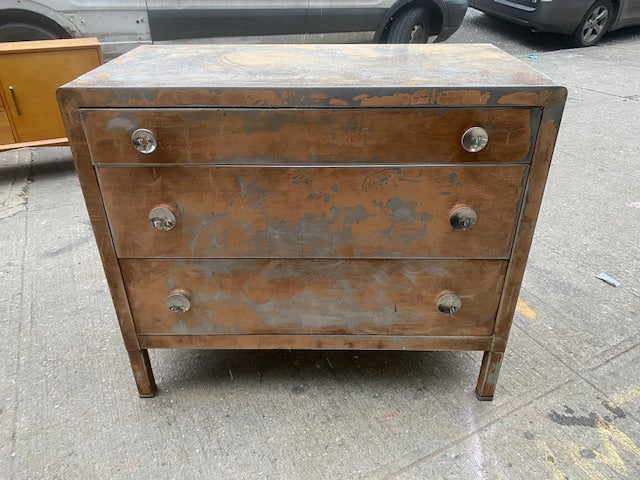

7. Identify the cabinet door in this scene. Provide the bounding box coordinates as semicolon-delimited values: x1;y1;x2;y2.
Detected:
0;47;101;142
0;96;14;144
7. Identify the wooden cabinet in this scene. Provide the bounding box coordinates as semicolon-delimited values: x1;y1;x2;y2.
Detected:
0;38;102;150
58;44;566;400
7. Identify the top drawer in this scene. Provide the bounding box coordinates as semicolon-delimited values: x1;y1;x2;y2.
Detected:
81;108;540;165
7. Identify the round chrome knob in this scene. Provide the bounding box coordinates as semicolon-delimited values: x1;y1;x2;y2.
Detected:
166;290;191;313
131;128;158;154
149;205;176;231
461;127;489;153
450;207;477;231
437;294;462;314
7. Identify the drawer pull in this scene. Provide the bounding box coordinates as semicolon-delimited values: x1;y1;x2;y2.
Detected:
437;294;461;314
166;289;191;313
450;206;477;231
149;205;177;231
461;127;489;153
9;86;21;115
131;128;158;154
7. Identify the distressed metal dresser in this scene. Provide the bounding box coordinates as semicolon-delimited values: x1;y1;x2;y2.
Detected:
58;44;566;399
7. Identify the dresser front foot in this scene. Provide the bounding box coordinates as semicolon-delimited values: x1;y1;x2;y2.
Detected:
127;349;157;398
475;351;504;401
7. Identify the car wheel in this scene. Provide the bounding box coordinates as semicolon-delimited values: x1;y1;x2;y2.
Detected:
0;21;67;42
570;0;613;47
387;7;430;44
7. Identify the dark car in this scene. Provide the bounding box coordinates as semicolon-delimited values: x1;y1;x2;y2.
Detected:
0;1;468;58
469;0;640;46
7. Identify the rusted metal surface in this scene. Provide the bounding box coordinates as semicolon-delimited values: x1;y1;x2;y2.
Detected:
60;45;562;110
82;108;539;165
58;44;567;399
126;349;156;398
490;89;568;353
120;258;507;336
139;334;493;351
99;164;528;259
66;44;558;91
476;351;504;401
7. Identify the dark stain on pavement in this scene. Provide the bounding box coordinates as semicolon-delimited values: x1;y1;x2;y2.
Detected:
548;410;598;427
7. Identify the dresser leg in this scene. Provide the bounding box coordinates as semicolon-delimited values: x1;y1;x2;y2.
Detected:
127;349;157;398
475;351;504;401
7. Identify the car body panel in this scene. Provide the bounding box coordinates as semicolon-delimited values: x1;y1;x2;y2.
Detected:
469;0;640;35
617;0;640;28
0;0;151;56
1;0;468;57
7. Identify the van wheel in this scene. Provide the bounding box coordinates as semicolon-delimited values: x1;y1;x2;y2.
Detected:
387;7;430;43
0;21;68;42
570;0;613;47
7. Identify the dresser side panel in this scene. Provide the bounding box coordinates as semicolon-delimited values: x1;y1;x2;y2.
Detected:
56;88;141;351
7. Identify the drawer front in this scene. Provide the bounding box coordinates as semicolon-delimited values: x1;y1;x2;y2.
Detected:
82;108;540;165
121;259;507;336
99;165;528;259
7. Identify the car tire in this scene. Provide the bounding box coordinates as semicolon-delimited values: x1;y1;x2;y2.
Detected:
0;21;68;42
387;7;430;43
570;0;613;47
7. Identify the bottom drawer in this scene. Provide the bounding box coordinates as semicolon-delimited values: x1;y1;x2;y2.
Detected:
120;259;507;336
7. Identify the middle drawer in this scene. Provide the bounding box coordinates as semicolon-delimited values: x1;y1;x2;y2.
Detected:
99;165;527;259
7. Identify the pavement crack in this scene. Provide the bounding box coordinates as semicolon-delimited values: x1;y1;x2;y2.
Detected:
573;85;639;100
9;186;30;480
516;325;640;425
372;379;574;479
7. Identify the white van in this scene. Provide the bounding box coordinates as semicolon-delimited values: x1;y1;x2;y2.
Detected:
0;1;467;57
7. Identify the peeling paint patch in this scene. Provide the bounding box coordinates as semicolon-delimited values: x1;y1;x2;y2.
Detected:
105;115;137;132
386;196;417;223
447;172;462;187
236;176;267;208
307;192;332;203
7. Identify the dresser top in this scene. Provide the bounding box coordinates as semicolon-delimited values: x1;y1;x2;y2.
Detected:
61;44;564;108
70;43;559;88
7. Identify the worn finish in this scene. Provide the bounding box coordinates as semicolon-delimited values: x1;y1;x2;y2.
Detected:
58;43;566;399
0;38;102;150
120;258;507;336
476;351;504;401
138;334;494;351
65;44;558;91
98;165;528;259
82;108;538;165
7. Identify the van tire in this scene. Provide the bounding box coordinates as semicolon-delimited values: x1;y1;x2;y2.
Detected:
387;7;430;43
0;20;69;42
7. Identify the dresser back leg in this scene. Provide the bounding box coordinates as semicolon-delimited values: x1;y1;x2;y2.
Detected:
476;351;504;401
127;349;157;398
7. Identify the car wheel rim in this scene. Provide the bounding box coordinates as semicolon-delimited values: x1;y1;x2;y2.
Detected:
409;22;426;43
582;6;608;43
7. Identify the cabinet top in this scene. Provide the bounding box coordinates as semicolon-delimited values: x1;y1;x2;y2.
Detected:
60;44;565;108
0;37;100;55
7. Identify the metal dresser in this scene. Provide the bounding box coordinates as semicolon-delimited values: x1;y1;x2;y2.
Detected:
58;44;566;399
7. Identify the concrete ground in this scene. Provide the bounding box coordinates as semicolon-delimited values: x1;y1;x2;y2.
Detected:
1;40;639;479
